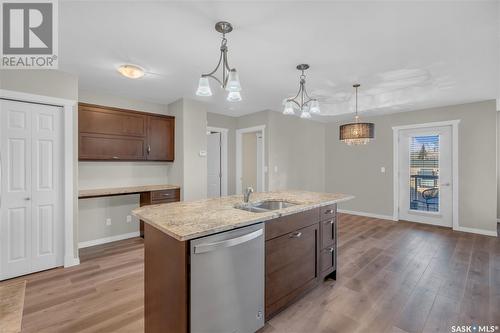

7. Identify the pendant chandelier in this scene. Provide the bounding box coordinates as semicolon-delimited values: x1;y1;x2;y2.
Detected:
196;21;242;102
282;64;320;119
339;84;375;145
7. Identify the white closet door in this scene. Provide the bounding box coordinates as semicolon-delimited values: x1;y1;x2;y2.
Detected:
30;104;62;272
1;100;33;279
0;100;63;280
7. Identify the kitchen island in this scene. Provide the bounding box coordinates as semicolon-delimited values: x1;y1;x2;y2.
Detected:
133;191;354;333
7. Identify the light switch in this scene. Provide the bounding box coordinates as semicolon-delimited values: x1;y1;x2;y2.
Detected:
381;167;386;173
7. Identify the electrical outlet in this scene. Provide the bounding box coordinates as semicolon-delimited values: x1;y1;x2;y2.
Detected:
126;215;132;223
106;218;112;226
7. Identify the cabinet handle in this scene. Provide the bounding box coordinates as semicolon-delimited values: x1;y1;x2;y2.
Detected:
147;145;151;154
289;231;302;238
162;193;172;197
324;209;334;214
112;156;119;159
328;247;334;253
324;219;334;225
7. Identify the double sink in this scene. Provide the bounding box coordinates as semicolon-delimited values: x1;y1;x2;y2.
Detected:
235;200;297;213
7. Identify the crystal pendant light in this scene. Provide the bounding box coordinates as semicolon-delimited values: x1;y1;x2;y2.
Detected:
196;22;242;102
339;84;375;145
282;64;319;118
196;77;213;96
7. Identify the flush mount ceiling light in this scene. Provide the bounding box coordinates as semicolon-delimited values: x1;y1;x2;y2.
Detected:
196;21;242;102
282;64;320;119
339;84;375;145
117;64;145;79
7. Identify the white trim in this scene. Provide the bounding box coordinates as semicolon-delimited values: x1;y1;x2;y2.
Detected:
207;126;229;196
78;231;141;249
236;125;266;194
0;89;78;268
338;209;397;221
392;120;460;231
454;226;497;237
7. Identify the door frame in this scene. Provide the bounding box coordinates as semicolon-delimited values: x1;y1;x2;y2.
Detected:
206;126;228;196
236;125;266;194
0;89;78;268
392;120;460;231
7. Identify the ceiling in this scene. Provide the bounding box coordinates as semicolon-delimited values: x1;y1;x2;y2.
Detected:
60;1;499;120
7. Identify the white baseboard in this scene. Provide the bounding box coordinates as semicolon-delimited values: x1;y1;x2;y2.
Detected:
454;226;498;237
338;209;397;221
64;256;80;268
78;231;140;249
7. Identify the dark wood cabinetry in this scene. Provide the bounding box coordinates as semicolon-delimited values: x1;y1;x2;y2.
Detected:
78;103;174;161
139;188;180;237
265;209;320;320
143;204;338;332
319;204;337;278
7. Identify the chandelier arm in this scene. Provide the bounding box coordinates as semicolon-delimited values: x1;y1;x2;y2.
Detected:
203;50;224;77
203;73;223;87
287;99;301;109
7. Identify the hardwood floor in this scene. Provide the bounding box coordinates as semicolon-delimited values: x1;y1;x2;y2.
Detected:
2;214;499;333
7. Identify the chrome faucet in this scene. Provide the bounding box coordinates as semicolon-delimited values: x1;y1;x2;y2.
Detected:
243;187;254;203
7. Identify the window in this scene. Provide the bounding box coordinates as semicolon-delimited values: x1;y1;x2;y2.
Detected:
409;135;439;212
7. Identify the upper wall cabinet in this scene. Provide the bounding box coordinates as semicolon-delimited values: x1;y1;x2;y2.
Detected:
78;103;175;162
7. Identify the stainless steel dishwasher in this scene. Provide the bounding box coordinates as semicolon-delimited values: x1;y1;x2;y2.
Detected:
190;223;265;333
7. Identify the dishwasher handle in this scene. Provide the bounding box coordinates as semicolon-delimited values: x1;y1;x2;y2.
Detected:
194;228;263;254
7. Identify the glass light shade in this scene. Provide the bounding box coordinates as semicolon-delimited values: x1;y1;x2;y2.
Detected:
226;69;242;92
227;91;242;102
117;64;144;79
339;122;375;145
300;110;312;119
196;77;212;96
283;101;295;115
309;100;320;114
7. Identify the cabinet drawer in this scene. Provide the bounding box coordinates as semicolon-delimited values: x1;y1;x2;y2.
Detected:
151;189;180;202
265;224;318;309
79;134;146;160
151;198;178;205
321;246;336;272
320;218;336;248
265;208;319;240
320;204;337;221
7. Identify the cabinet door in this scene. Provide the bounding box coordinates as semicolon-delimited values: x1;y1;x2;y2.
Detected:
265;223;318;318
147;116;174;161
79;133;146;160
79;104;146;137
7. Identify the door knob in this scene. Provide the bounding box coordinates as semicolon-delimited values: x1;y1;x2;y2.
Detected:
441;183;451;187
25;197;30;201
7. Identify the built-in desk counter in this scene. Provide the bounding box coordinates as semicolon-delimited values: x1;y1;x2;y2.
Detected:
79;184;181;237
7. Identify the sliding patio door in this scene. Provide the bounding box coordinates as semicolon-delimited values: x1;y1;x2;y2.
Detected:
398;126;452;227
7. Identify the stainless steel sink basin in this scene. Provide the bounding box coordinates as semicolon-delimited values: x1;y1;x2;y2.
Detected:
235;200;297;213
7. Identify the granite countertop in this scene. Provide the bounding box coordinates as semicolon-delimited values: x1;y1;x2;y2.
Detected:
132;191;354;241
78;184;180;198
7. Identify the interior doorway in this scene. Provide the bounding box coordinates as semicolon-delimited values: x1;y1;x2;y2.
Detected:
393;121;459;229
206;127;228;198
236;125;266;194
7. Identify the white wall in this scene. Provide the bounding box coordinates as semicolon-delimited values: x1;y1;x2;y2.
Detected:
326;100;497;233
167;98;207;201
242;132;258;190
77;90;171;244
